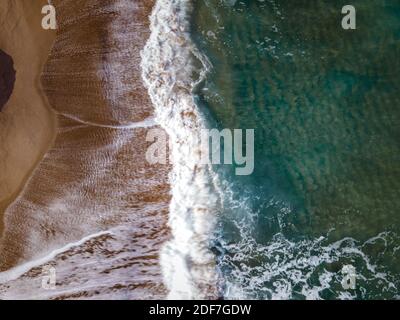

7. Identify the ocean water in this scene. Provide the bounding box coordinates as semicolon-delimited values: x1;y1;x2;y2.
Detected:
190;0;400;299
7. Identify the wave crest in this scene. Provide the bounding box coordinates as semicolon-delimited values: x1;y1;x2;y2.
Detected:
141;0;221;299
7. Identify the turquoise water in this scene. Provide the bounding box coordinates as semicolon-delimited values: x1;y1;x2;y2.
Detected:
192;0;400;299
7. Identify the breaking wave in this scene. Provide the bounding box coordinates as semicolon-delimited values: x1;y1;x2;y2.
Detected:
141;0;223;299
216;192;400;300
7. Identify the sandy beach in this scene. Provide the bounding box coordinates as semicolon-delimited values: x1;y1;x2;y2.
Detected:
0;0;56;230
0;0;171;299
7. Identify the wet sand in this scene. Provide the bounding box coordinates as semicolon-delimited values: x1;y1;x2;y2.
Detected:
0;0;56;230
0;0;171;299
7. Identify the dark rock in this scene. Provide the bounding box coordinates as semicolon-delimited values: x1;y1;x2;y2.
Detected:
0;49;16;112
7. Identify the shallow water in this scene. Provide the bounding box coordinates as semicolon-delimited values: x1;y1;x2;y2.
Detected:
192;0;400;299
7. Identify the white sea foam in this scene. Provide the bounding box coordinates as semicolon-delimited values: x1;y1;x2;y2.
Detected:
57;112;157;130
209;176;399;300
219;220;399;300
0;230;113;284
141;0;223;299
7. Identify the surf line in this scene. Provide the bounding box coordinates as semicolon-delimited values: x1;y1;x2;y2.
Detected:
0;230;113;284
57;112;157;130
141;0;223;299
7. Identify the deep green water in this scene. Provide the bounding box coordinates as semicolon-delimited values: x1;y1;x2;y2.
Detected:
192;0;400;299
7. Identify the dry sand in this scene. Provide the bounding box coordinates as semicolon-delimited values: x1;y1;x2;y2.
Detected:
0;0;56;224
